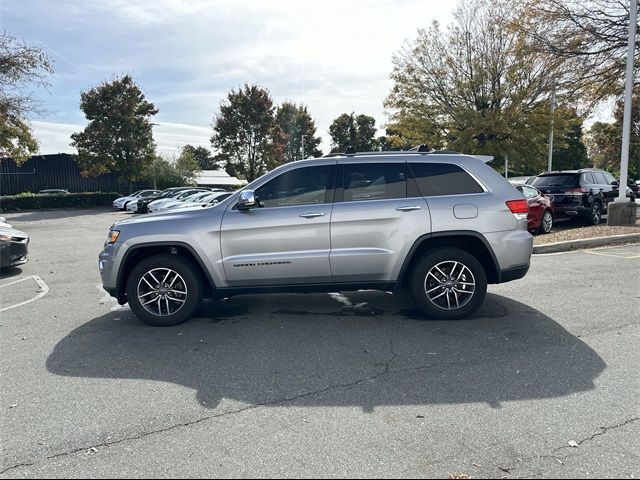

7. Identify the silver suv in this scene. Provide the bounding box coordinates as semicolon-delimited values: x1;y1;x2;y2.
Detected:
99;152;533;326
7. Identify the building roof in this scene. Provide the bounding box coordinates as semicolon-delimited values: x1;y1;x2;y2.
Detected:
195;170;246;186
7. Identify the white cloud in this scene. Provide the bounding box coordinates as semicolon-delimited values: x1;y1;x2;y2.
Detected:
31;120;212;156
16;0;458;154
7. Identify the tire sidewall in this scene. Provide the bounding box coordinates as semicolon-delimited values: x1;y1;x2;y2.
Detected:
588;201;602;225
540;210;553;234
410;247;487;320
126;254;202;326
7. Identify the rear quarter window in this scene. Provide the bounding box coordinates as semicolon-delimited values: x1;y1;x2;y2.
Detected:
408;163;484;196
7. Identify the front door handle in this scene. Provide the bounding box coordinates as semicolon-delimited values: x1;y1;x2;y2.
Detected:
396;206;422;212
299;212;325;218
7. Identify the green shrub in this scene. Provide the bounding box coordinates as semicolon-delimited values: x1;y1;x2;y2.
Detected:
0;192;121;212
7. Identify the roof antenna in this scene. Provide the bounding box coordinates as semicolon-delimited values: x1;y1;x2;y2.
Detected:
344;145;356;154
409;144;430;152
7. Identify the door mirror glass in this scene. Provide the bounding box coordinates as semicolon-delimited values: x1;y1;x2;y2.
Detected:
237;190;256;210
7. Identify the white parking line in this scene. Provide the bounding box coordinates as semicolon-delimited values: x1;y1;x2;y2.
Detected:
0;275;50;312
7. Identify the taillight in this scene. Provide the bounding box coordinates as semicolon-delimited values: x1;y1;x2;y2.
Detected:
506;199;529;214
566;187;588;194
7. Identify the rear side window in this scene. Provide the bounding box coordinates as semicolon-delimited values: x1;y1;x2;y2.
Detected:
532;174;579;188
582;173;595;184
521;185;539;199
593;172;607;184
408;163;484;196
342;163;407;201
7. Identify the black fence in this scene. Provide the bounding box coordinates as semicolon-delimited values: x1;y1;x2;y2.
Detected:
0;154;149;196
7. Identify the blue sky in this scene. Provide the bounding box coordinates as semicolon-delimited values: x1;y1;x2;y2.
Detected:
2;0;459;156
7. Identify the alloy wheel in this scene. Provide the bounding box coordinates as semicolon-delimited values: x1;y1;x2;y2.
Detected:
137;268;188;317
423;261;476;311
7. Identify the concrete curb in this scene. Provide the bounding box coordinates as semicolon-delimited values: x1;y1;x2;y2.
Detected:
533;233;640;254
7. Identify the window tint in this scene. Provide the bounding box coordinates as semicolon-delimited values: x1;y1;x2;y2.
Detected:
409;163;483;196
255;165;334;208
532;174;579;188
342;163;407;201
593;172;607;184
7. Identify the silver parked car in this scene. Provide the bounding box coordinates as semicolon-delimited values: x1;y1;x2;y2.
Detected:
99;151;533;326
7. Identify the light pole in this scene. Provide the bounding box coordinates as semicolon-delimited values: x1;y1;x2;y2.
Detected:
608;0;638;225
547;84;556;172
615;0;637;203
300;135;305;161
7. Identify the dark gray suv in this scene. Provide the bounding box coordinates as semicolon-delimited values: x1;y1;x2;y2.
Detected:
99;152;533;326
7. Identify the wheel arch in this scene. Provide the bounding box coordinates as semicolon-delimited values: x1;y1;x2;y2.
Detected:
116;242;216;303
396;231;500;287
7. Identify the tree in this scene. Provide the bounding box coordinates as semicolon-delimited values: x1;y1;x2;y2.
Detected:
180;144;219;170
585;86;640;178
329;113;378;152
142;156;184;190
385;0;571;173
211;84;282;182
175;145;201;184
274;102;322;162
71;75;158;185
0;32;53;164
551;112;590;171
518;0;640;103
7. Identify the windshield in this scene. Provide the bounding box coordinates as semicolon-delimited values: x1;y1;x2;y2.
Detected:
531;174;579;188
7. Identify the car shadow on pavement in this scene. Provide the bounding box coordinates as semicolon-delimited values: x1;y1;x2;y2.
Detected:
0;266;23;280
46;292;606;412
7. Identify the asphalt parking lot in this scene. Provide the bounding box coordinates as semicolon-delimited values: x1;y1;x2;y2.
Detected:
1;209;638;478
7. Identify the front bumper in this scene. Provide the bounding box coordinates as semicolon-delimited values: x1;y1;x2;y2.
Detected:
0;239;29;268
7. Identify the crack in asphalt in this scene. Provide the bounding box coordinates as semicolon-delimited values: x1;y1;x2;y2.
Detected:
509;416;640;475
554;417;640;452
0;341;399;476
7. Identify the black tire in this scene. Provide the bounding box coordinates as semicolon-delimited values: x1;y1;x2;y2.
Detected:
409;247;487;320
586;200;602;226
126;254;203;326
538;209;553;234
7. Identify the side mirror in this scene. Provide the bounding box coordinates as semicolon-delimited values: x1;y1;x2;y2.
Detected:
237;190;256;210
611;181;619;188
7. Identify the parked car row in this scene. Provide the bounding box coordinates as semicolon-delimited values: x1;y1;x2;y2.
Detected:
508;167;638;231
113;187;234;214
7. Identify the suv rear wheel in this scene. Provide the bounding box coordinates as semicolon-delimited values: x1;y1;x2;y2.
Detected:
587;200;602;225
126;254;202;326
410;247;487;320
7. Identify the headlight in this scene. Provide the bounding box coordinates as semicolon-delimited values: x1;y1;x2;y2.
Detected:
107;230;120;244
0;233;12;242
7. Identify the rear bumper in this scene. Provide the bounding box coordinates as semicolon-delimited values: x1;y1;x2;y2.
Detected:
498;263;530;283
554;205;590;218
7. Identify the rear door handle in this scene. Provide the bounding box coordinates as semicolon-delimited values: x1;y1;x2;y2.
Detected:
299;212;325;218
396;206;421;212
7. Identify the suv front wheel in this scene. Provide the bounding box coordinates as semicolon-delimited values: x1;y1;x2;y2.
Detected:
126;254;203;326
410;248;487;320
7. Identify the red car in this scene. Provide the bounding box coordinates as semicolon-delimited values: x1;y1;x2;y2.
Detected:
516;184;554;234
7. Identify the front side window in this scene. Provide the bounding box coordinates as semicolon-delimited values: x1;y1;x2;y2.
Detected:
342;163;407;201
409;163;484;196
255;165;334;208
